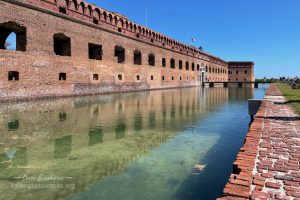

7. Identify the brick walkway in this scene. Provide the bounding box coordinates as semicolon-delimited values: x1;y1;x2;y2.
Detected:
218;84;300;200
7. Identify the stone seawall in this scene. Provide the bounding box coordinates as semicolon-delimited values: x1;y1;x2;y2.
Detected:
218;84;300;199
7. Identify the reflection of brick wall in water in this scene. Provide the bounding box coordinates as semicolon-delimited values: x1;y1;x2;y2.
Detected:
0;0;254;101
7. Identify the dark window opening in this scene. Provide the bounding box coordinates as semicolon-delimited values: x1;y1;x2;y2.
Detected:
118;74;123;81
136;75;140;81
197;64;200;71
148;54;155;66
59;112;67;122
54;33;71;56
88;43;102;60
244;79;247;81
8;71;19;81
59;73;67;81
151;75;154;80
179;60;183;70
133;49;142;65
151;39;154;43
186;62;189;70
8;119;19;130
180;76;182;80
170;58;175;69
93;18;99;25
162;43;165;47
192;63;195;71
162;58;166;67
245;70;248;74
0;21;27;51
236;70;239;74
172;76;174;80
114;45;125;63
93;74;99;80
59;7;67;14
118;28;122;33
136;34;140;38
162;76;165;81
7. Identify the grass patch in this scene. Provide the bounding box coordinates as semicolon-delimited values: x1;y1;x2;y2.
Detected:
276;83;300;115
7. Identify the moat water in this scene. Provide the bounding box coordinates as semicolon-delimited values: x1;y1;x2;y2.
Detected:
0;85;269;200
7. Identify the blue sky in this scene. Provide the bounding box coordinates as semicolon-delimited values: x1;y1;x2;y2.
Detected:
7;0;299;78
88;0;300;79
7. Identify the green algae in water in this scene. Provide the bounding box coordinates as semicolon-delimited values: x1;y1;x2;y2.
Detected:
0;87;258;200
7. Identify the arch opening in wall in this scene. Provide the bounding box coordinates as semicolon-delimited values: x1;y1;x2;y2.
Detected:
192;63;195;71
170;58;175;69
197;64;200;71
179;60;183;70
114;45;125;63
8;71;19;81
162;58;166;67
186;61;189;71
148;53;155;66
53;33;71;56
133;49;142;65
89;43;102;60
0;21;26;52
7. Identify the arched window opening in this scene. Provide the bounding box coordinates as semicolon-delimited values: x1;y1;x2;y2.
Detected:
206;66;208;72
133;49;142;65
186;61;189;71
245;70;248;74
162;58;166;67
170;58;175;69
89;43;102;60
53;33;71;56
0;21;26;52
192;63;195;71
8;71;19;81
136;75;140;81
114;45;125;63
197;64;200;71
148;53;155;66
179;60;183;70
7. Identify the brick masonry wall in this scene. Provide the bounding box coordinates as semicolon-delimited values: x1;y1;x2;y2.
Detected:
0;0;230;101
217;84;300;199
228;62;255;82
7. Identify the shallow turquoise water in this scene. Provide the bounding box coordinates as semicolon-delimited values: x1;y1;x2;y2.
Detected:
0;85;268;200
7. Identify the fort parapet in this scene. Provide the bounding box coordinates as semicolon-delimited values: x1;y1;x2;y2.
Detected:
0;0;254;101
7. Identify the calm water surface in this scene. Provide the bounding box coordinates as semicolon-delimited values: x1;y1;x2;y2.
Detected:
0;85;269;200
